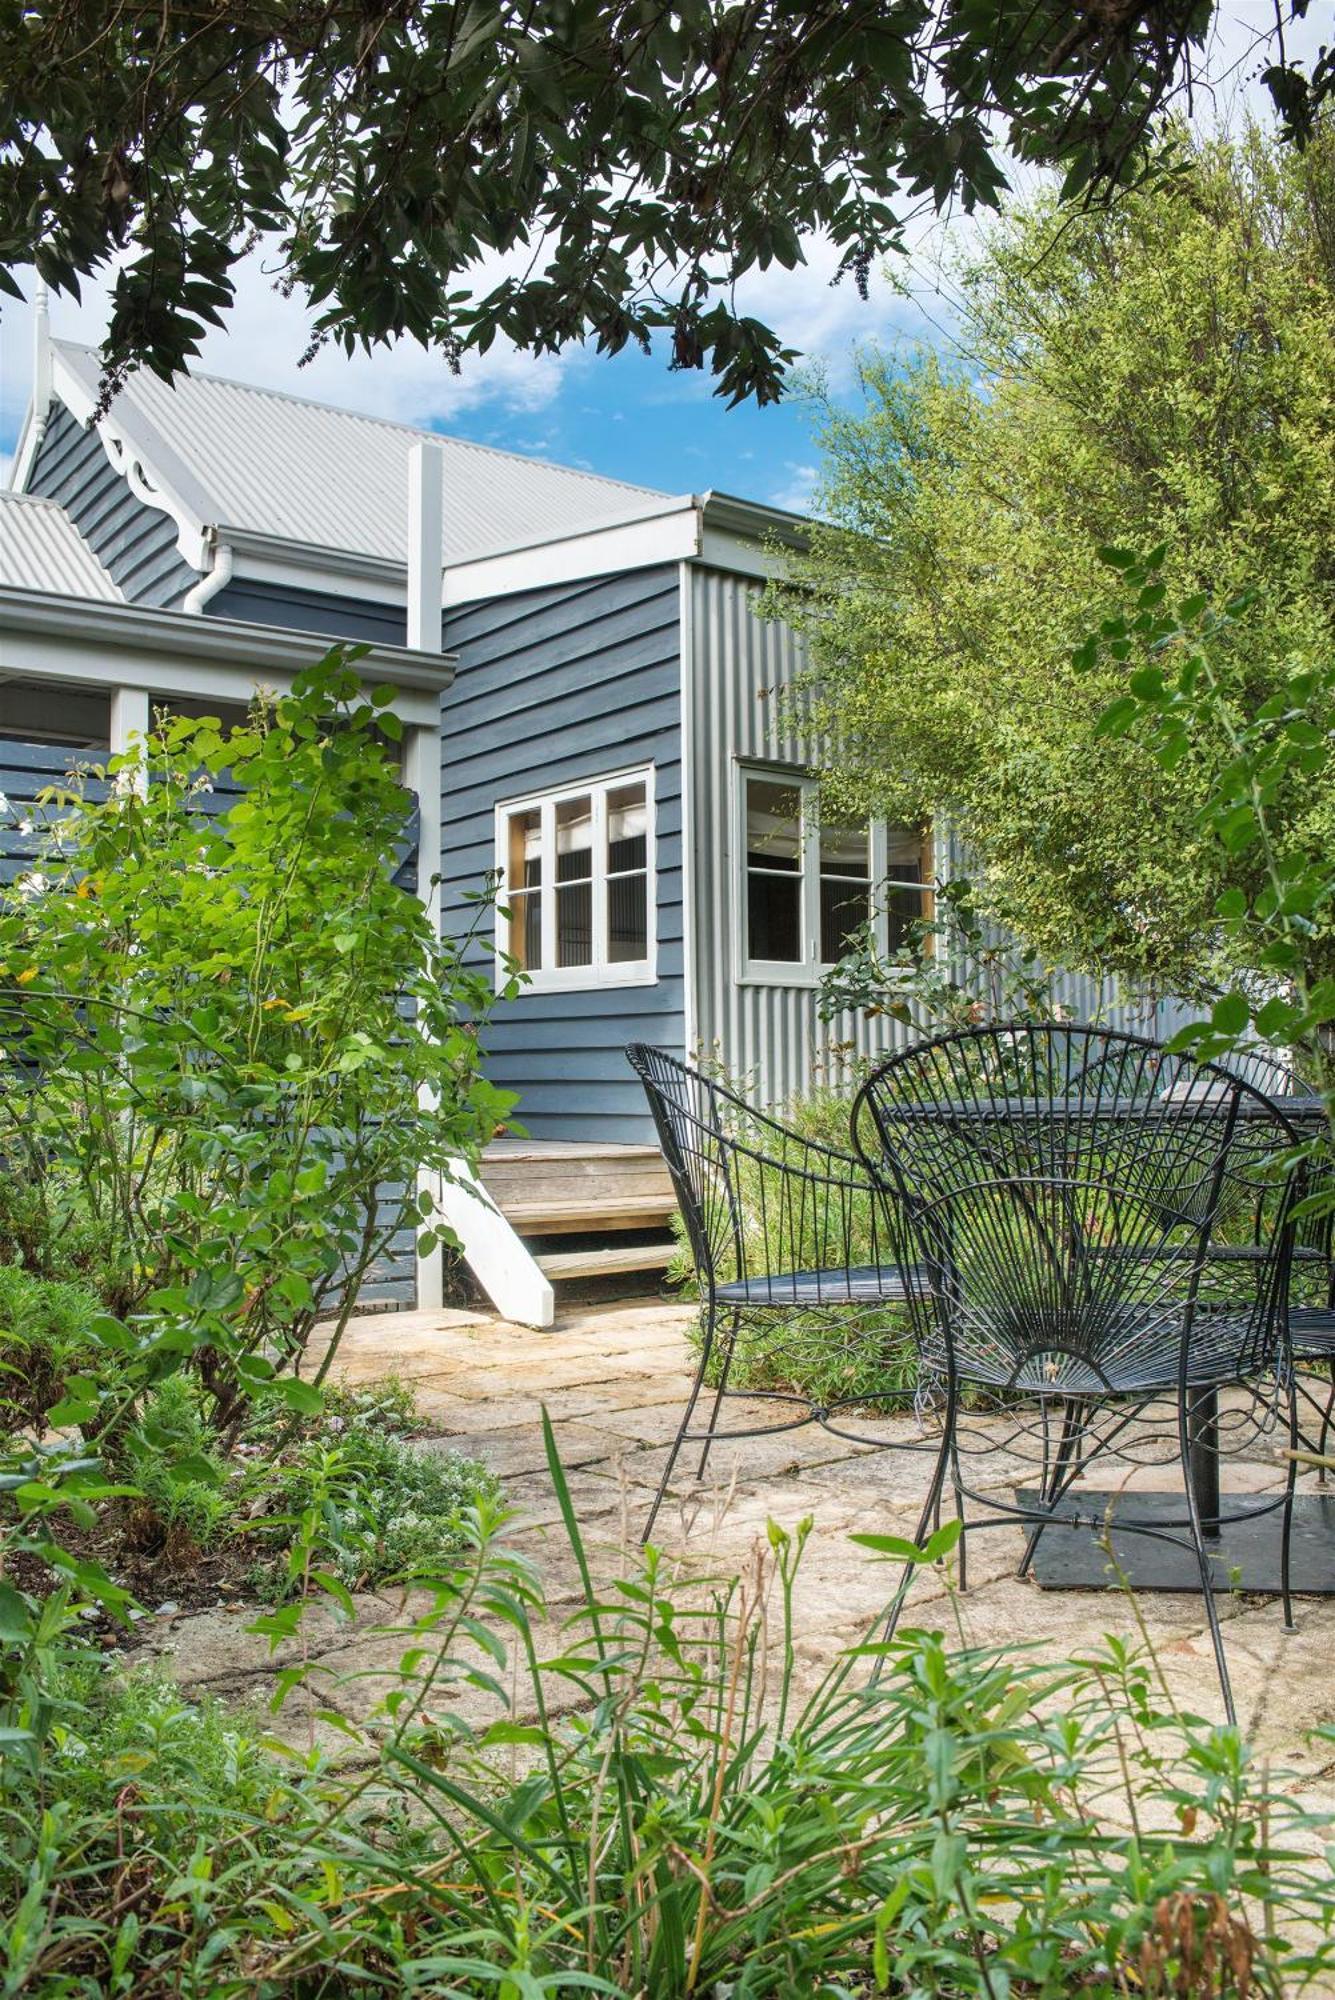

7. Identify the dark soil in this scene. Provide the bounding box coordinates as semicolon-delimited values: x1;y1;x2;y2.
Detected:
8;1500;262;1637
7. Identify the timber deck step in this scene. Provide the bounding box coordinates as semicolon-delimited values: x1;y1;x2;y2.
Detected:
534;1242;677;1281
496;1193;678;1233
480;1139;679;1286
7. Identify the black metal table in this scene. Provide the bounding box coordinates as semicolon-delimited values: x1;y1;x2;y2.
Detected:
888;1087;1333;1595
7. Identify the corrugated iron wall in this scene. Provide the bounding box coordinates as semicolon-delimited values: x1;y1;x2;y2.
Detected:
683;564;1199;1112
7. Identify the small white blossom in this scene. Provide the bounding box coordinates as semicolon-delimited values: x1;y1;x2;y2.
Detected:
17;819;32;836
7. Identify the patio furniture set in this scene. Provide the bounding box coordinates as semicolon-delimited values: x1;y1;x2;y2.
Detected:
627;1025;1335;1723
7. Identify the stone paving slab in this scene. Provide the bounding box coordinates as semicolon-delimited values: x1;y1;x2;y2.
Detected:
134;1296;1335;1780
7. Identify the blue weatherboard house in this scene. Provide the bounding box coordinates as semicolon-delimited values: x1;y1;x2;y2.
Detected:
1;316;1167;1321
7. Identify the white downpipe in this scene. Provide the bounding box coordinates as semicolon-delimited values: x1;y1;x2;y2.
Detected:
182;536;233;614
401;452;551;1326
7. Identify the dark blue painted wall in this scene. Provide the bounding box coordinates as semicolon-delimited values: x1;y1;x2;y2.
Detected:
441;567;687;1144
27;406;197;608
208;578;408;647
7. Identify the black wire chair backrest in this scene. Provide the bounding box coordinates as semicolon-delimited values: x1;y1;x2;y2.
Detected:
851;1024;1300;1393
627;1044;901;1299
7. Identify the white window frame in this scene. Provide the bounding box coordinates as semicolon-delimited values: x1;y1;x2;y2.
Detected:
734;761;932;987
494;764;657;993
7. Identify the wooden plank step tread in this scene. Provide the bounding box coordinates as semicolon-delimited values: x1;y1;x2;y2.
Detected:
535;1243;677;1280
498;1195;679;1228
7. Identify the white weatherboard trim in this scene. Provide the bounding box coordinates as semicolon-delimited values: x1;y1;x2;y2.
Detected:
0;588;454;714
404;718;449;1314
493;763;658;995
406;440;444;651
677;561;697;1054
436;1161;554;1329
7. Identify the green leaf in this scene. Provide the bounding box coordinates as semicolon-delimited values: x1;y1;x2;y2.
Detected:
270;1377;324;1416
1210;991;1250;1036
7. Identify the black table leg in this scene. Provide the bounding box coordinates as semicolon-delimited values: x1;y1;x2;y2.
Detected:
1186;1384;1221;1541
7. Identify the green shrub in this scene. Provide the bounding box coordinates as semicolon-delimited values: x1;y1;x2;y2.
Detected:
250;1394;499;1595
0;1263;103;1435
117;1375;231;1553
3;1453;1335;1997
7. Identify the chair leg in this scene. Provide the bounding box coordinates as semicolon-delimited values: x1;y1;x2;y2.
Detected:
1019;1400;1081;1581
642;1304;717;1544
952;1450;968;1595
869;1390;956;1686
1177;1390;1236;1729
696;1310;741;1480
1318;1361;1335;1486
1282;1373;1300;1635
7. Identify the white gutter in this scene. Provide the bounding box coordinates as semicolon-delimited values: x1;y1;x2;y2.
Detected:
182;534;234;614
0;586;456;695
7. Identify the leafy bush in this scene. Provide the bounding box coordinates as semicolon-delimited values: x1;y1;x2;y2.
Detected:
247;1380;499;1597
0;655;514;1445
0;1263;103;1435
3;1448;1335;1997
116;1375;231;1555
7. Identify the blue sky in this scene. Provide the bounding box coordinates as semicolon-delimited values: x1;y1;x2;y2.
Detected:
0;229;941;513
0;7;1314;508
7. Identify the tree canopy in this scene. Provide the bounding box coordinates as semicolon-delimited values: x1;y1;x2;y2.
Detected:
1;2;1329;406
768;121;1335;1000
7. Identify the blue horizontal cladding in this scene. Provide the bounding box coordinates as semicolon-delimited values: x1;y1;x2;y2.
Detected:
441;566;687;1144
27;405;197;608
0;739;107;883
207;578;408;648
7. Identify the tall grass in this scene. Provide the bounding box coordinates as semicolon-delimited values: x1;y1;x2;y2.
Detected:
5;1419;1335;1995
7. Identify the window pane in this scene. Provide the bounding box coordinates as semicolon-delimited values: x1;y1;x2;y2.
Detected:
557;882;593;966
508;891;542;970
608;872;647;962
508;807;542;891
607;781;647;875
884;825;930;951
505;808;543;969
819;821;868;878
885;826;924;884
820;877;870;962
746;778;801;872
748;873;801;961
556;795;593;882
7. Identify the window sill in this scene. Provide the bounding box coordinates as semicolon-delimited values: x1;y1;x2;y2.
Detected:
737;967;828;990
498;967;660;996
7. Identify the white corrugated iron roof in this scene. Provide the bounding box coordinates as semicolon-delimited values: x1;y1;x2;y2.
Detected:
54;341;680;568
0;490;124;601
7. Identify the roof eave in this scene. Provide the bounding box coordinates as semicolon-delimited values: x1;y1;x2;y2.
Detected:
698;490;812;550
0;586;456;692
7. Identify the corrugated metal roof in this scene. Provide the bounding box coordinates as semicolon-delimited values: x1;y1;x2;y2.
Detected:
54;341;681;568
0;490;124;601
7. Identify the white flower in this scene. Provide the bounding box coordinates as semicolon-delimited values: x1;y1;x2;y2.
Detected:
17;872;47;899
0;793;10;816
17;819;32;836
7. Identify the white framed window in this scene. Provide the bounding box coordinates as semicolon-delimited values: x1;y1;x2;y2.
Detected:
495;766;656;991
737;764;933;985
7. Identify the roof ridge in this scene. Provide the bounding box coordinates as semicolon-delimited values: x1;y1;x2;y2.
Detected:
51;338;669;504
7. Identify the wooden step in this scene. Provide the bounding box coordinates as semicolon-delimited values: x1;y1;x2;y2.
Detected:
499;1192;679;1235
535;1241;677;1281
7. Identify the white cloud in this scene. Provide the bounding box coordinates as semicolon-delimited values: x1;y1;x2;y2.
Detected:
770;461;820;514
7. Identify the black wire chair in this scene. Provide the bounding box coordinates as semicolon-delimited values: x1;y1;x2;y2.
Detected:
1219;1047;1335;1468
627;1044;931;1541
851;1022;1304;1723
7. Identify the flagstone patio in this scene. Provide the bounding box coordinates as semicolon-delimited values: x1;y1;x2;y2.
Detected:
131;1296;1335;1801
